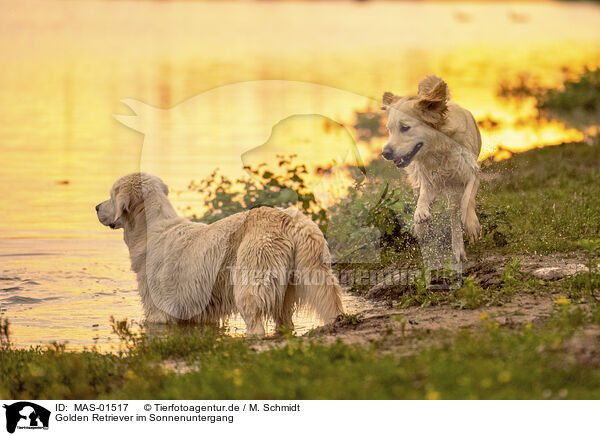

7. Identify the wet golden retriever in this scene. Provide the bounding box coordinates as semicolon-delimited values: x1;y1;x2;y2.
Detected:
381;75;482;262
96;172;342;336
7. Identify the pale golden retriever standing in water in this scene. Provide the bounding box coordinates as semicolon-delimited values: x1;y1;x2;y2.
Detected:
96;172;343;336
381;75;482;262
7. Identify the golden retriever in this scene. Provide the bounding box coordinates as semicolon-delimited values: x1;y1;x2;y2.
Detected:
381;75;482;262
96;172;342;336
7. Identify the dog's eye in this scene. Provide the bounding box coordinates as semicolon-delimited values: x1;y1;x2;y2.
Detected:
400;124;411;132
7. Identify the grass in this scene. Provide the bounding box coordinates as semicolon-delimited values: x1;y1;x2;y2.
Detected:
474;140;600;254
394;257;542;309
557;239;600;303
1;303;600;400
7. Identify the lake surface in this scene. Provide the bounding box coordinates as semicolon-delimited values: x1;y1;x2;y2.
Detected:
1;0;599;349
0;238;369;350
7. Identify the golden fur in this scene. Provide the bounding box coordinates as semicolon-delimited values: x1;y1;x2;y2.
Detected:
381;75;482;262
96;172;343;336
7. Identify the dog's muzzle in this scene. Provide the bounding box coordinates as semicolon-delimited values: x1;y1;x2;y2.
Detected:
393;142;424;168
382;145;394;161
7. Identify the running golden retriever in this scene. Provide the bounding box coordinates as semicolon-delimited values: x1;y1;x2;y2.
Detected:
96;172;342;336
381;75;482;262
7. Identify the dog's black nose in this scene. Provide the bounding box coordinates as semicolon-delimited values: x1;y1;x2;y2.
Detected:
95;204;100;212
382;145;393;160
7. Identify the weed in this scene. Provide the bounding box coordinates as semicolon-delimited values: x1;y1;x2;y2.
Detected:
561;239;600;302
398;268;448;308
454;277;490;309
0;317;10;349
339;313;364;326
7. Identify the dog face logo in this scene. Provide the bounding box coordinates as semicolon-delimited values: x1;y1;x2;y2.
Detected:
110;80;385;270
2;402;50;434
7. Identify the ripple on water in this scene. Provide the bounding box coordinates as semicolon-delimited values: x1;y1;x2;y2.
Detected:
1;296;58;305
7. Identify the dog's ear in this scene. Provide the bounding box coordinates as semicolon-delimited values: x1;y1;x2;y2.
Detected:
113;188;131;223
381;91;399;110
416;75;449;126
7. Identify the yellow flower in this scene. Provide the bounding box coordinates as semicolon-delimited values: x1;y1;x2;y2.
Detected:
487;321;500;330
525;322;532;329
232;368;242;386
479;313;488;321
497;371;511;383
426;390;441;400
555;297;571;306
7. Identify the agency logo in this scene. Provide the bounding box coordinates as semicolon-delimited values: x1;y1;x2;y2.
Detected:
2;402;50;434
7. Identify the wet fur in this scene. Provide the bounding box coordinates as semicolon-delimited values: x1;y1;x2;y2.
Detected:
381;75;482;261
96;173;343;336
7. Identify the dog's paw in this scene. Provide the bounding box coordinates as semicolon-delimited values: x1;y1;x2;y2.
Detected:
465;219;481;244
414;208;432;224
453;247;468;263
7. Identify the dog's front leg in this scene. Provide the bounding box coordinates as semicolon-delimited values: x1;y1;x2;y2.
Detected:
414;185;436;239
138;281;168;323
415;184;436;223
450;194;467;263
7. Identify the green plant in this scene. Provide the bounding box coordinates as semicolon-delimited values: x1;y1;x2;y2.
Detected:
110;317;143;354
188;155;328;231
578;238;600;275
540;68;600;127
499;257;524;291
562;239;600;302
454;276;490;309
397;268;448;308
353;109;387;142
327;177;418;266
0;317;10;350
498;67;600;132
339;313;364;326
479;207;510;247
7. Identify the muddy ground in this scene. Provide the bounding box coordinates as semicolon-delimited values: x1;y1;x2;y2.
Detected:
304;252;600;360
164;252;600;373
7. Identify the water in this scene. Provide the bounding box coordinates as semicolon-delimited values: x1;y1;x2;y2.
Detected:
0;238;369;350
1;0;599;349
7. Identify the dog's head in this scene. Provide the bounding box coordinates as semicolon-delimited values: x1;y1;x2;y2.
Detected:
96;172;169;230
381;75;450;168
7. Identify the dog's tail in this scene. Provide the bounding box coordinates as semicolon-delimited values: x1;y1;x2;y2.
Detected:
282;208;343;323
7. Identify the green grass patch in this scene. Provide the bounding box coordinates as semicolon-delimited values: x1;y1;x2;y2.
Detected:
2;305;600;400
474;141;600;254
395;257;542;309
